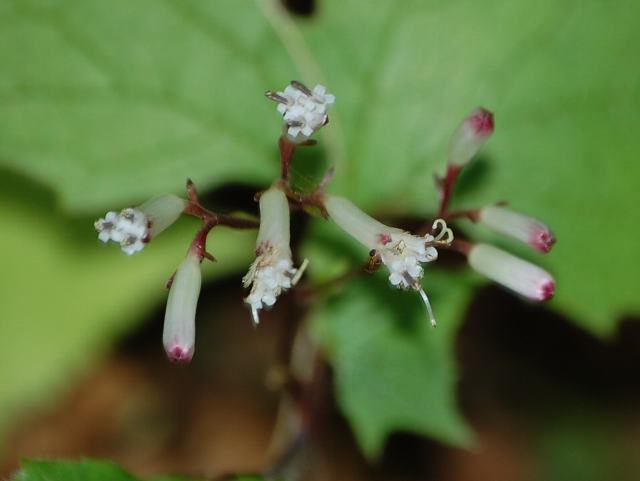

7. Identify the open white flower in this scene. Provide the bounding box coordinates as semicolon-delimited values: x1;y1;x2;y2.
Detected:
268;81;335;142
325;195;452;327
243;186;306;325
94;194;186;255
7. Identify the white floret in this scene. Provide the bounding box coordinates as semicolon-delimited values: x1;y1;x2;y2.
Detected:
94;207;149;255
272;82;335;141
243;244;298;325
378;233;438;289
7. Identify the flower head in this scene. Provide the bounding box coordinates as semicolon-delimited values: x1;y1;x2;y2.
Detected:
94;194;186;255
478;205;556;253
94;207;149;255
325;195;452;326
243;186;305;325
267;81;335;143
468;243;555;301
163;251;202;363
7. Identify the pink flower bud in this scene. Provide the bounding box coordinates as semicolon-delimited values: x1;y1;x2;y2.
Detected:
163;251;201;363
479;206;556;253
448;108;494;167
468;243;555;301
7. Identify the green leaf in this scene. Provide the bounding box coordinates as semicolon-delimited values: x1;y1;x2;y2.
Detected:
0;0;294;213
14;459;198;481
13;459;269;481
0;174;254;443
296;0;640;334
310;272;474;458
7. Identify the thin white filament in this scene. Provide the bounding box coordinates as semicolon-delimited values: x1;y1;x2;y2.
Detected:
418;288;437;328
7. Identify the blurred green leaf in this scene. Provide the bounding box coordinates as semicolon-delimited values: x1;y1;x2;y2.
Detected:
0;0;294;212
535;409;640;481
297;0;640;335
310;273;475;458
13;458;272;481
14;459;201;481
0;176;254;443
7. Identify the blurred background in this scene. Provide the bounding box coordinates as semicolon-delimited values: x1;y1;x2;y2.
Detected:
1;0;639;480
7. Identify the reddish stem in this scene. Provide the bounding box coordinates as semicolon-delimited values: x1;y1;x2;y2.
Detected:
443;238;474;256
188;220;217;261
437;164;461;218
279;136;297;183
183;179;258;261
445;208;480;222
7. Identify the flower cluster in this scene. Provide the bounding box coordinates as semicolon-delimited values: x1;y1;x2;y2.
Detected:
268;81;335;142
93;80;557;363
443;110;556;300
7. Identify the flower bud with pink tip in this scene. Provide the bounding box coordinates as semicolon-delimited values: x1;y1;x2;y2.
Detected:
468;243;555;301
162;250;202;363
448;108;494;168
479;205;556;253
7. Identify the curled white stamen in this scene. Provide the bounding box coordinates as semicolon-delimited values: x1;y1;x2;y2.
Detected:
432;218;454;244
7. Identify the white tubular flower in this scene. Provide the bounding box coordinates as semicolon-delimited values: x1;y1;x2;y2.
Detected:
448;108;494;167
94;194;186;255
268;81;335;143
243;186;304;325
468;243;555;301
479;205;556;253
163;251;202;363
325;195;450;327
